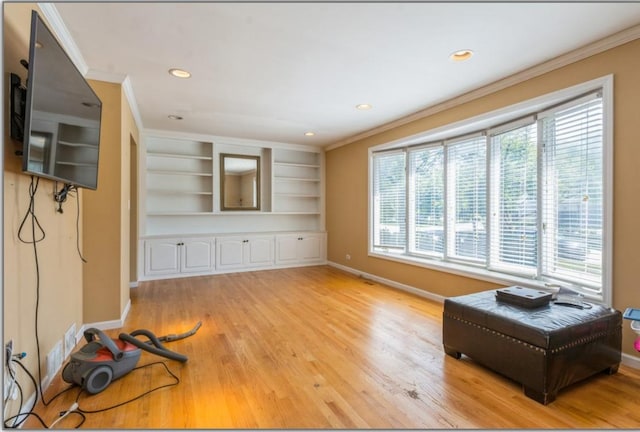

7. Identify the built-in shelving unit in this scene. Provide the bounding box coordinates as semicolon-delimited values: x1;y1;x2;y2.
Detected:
145;137;213;215
272;149;321;214
138;131;326;281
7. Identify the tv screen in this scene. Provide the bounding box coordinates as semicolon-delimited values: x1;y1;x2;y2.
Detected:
22;11;102;190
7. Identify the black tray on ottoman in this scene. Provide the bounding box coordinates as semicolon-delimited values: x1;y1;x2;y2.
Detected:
496;286;552;308
442;290;621;404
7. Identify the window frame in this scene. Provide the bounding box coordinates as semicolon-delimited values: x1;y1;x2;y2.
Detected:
368;75;613;305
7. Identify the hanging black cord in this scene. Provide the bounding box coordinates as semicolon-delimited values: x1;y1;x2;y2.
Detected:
69;186;87;263
15;176;50;407
17;176;45;244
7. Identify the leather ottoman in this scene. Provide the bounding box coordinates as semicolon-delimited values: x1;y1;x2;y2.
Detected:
442;290;622;404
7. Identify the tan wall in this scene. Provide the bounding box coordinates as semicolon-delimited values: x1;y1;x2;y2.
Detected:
82;81;123;322
326;39;640;358
82;81;139;322
3;2;84;409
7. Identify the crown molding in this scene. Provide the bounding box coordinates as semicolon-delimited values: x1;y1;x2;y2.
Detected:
326;23;640;151
123;76;144;132
37;3;88;76
84;69;126;84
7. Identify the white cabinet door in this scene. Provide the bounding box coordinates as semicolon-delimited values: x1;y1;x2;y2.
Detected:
181;238;215;273
298;234;323;262
145;239;180;276
145;237;215;277
275;234;300;264
217;236;274;270
275;233;325;265
246;236;274;268
216;237;246;270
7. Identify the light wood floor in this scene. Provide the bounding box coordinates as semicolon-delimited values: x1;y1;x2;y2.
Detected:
26;266;640;428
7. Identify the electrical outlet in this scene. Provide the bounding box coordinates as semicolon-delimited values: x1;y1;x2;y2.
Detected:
47;340;64;378
64;323;77;359
5;340;13;365
4;339;18;400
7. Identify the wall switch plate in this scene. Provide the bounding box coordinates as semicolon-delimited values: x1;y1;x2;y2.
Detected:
64;323;77;359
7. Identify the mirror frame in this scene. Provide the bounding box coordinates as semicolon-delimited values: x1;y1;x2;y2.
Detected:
220;153;260;211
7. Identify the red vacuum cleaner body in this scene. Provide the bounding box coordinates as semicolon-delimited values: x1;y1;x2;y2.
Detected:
62;323;201;394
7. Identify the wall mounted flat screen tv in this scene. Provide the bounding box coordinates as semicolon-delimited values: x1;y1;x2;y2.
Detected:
21;10;102;190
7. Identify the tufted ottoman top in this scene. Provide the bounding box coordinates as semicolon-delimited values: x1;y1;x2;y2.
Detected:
444;290;621;350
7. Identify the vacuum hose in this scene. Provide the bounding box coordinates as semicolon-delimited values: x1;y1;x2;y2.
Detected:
119;329;188;362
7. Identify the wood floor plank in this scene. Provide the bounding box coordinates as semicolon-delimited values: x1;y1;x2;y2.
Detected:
22;265;640;428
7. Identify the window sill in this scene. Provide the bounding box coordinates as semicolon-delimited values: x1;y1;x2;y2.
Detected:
368;250;606;305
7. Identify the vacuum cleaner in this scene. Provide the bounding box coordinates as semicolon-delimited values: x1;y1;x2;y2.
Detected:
62;322;201;394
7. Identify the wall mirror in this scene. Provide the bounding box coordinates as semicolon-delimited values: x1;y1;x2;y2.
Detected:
220;154;260;210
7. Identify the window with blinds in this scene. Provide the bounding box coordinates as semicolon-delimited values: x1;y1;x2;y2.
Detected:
489;119;538;275
540;94;604;292
372;150;406;251
370;85;609;302
408;145;444;256
446;135;487;262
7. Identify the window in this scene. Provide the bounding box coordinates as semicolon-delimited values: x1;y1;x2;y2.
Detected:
370;79;611;304
489;119;538;276
446;135;487;263
408;146;444;257
372;150;406;252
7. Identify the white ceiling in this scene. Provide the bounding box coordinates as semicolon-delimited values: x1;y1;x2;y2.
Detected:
49;2;640;148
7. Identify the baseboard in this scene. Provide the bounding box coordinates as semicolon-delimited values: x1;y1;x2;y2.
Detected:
129;281;139;289
622;352;640;369
327;261;446;304
79;298;132;333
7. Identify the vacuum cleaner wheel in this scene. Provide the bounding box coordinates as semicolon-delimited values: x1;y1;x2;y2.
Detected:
83;365;113;394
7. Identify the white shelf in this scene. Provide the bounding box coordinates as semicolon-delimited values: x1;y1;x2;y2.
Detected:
274;193;321;198
274;176;320;182
148;152;213;161
148;189;213;196
147;169;213;177
147;212;215;216
274;162;320;169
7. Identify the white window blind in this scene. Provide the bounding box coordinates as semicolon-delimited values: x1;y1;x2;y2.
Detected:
446;135;487;262
541;94;604;292
408;145;444;256
489;120;538;275
372;150;406;251
369;80;610;303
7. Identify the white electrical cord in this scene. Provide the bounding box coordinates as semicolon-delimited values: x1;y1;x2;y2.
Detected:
49;402;78;428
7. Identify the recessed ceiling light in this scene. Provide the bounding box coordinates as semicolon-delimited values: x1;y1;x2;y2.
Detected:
304;132;315;137
356;104;372;110
450;49;474;62
168;68;191;78
168;115;183;120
